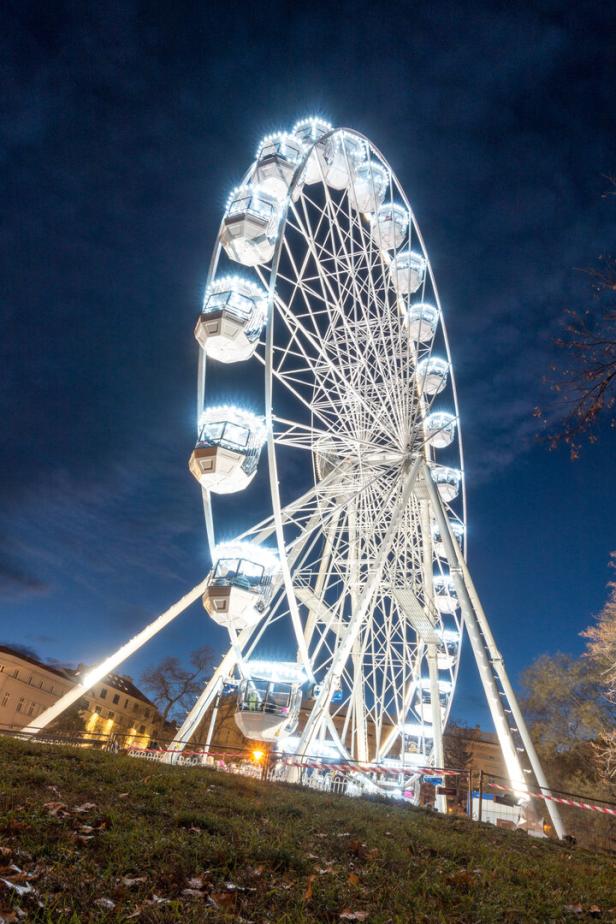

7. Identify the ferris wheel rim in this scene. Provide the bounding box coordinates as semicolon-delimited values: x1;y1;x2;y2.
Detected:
198;122;467;766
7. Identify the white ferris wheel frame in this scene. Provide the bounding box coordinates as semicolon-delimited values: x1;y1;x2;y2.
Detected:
20;124;565;839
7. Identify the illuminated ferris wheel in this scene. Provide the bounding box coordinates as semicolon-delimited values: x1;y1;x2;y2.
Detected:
25;117;565;832
185;119;468;781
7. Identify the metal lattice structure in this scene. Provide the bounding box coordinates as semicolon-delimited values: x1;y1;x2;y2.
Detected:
23;120;565;837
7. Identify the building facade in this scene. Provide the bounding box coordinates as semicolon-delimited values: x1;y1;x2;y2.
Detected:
0;646;160;747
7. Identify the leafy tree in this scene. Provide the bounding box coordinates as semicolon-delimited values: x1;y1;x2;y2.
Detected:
536;178;616;457
582;555;616;778
140;646;216;725
521;652;610;755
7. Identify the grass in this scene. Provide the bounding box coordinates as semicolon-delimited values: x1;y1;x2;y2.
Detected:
0;738;615;922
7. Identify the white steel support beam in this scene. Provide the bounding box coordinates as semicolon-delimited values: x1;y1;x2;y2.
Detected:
422;462;566;839
427;642;447;813
20;578;211;736
296;458;422;757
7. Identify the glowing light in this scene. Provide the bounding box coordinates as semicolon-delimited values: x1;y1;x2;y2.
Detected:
418;678;453;693
256;131;305;162
199;406;267;449
251;748;265;763
245;659;307;684
204;275;267;303
438;629;461;644
402;722;435;737
212;541;280;575
224;184;279;215
292;117;333;141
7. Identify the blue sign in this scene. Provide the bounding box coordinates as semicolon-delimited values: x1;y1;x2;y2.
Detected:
423;775;443;785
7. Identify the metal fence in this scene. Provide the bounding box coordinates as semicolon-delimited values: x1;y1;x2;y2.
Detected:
3;725;615;853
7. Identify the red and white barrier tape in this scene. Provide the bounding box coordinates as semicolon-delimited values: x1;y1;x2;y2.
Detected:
280;756;462;778
487;781;616;817
127;747;465;779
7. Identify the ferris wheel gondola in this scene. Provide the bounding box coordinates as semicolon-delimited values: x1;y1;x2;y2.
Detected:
189;120;469;783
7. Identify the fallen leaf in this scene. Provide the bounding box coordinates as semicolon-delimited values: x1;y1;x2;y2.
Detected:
303;874;316;901
210;891;237;909
43;802;69;818
182;889;204;898
122;877;147;888
79;825;94;834
94;898;115;910
340;911;368;921
347;872;360;887
0;879;32;897
118;793;130;799
186;877;204;890
73;803;97;813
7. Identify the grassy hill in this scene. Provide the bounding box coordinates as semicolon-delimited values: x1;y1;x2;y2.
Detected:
0;737;615;922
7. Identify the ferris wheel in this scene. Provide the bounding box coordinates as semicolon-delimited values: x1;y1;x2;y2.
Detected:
24;117;565;834
184;120;467;777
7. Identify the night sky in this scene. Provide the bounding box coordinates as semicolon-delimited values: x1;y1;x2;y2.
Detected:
2;1;615;727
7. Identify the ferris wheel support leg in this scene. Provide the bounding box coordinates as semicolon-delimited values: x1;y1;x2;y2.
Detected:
19;576;210;737
422;463;566;839
163;624;255;763
296;458;422;758
427;642;447;813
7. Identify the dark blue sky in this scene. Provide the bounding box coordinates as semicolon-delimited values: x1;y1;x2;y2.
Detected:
2;0;614;727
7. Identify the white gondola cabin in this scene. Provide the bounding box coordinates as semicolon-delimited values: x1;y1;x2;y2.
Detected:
433;574;458;615
416;678;452;722
189;406;266;494
424;411;457;449
437;629;460;670
431;519;464;559
407;302;439;342
430;464;462;502
202;543;279;632
292;117;332;184
195;276;267;363
235;660;306;742
321;131;368;190
390;250;426;296
416;357;449;396
254;132;305;201
220;185;280;266
370;203;409;251
349;161;389;213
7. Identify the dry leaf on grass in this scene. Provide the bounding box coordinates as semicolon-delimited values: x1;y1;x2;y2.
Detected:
347;872;360;886
73;803;97;814
340;911;368;921
43;802;70;818
186;877;205;890
210;891;237;909
303;874;316;901
121;877;147;888
94;898;115;910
